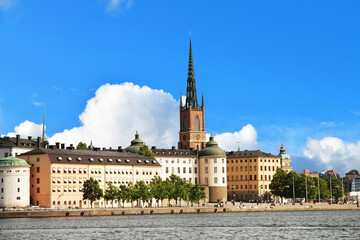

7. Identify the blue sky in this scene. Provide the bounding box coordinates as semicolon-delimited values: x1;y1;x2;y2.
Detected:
0;0;360;175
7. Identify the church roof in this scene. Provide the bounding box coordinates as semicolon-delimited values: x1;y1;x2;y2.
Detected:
226;150;278;158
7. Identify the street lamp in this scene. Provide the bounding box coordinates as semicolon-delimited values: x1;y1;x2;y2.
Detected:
330;177;333;205
292;176;296;204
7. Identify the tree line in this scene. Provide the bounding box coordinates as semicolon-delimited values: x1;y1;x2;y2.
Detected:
82;174;206;208
270;169;344;202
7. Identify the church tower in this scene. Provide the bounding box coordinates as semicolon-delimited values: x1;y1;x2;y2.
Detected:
178;37;206;150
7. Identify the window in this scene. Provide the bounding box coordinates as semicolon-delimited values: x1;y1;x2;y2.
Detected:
250;166;252;171
240;175;243;180
249;185;252;189
17;197;21;200
37;178;40;184
249;175;252;180
254;175;257;180
214;158;217;164
222;167;225;173
222;159;225;163
205;159;208;164
1;178;3;183
231;167;234;172
195;178;198;184
254;185;257;189
272;166;275;171
183;167;186;174
183;116;188;131
245;166;247;171
240;166;243;171
37;188;40;193
260;166;263;171
264;166;267;171
189;167;192;173
37;158;40;162
205;167;208;173
18;178;20;182
195;167;197;174
1;188;3;193
36;167;40;173
236;166;238;172
214;167;217;173
235;175;238;180
245;175;247;180
195;115;200;131
177;167;180;174
254;166;257;171
214;177;218;184
223;177;225;184
245;185;247;189
166;167;169;174
205;177;208;185
261;175;263;180
231;176;234;180
17;188;20;192
265;185;267;189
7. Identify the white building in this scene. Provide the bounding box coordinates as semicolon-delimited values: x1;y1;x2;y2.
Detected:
198;136;227;203
151;146;199;184
0;135;40;158
0;156;31;208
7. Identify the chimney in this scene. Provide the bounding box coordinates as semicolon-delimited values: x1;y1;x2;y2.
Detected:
16;134;20;146
70;144;73;148
61;143;65;149
37;137;41;148
151;146;156;150
171;146;175;150
103;147;106;150
118;146;122;152
109;147;112;150
55;142;60;149
28;136;32;140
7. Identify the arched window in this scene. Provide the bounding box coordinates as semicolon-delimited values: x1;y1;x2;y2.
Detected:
183;117;188;131
195;115;200;131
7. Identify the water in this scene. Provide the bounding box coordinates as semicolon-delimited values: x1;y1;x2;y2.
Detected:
1;210;359;239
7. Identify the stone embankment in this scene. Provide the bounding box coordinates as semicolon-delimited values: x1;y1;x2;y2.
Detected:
0;203;358;218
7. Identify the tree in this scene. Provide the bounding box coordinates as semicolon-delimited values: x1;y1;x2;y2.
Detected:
164;178;176;206
138;145;155;158
181;182;192;206
76;142;89;150
118;184;130;208
190;184;206;206
270;168;288;201
135;181;151;207
150;176;168;207
329;177;343;202
169;174;185;206
82;178;103;209
104;182;118;208
126;182;138;207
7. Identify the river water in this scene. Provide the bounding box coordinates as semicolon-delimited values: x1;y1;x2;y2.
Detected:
0;210;359;239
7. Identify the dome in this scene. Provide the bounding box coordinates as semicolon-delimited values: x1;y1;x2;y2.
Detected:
198;135;226;158
126;131;144;154
278;143;291;162
0;156;30;167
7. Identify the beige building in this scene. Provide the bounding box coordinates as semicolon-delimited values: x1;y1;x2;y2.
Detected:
19;146;161;209
278;143;292;172
226;150;281;201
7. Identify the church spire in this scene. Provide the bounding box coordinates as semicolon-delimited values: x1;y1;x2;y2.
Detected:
185;35;199;109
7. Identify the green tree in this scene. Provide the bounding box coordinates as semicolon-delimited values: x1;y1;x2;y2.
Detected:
135;180;151;207
190;184;206;206
164;178;176;206
104;182;118;208
82;178;103;209
270;168;288;201
127;182;138;207
150;176;168;207
329;177;343;202
181;182;192;206
117;184;130;208
318;177;330;201
76;142;89;150
169;174;185;206
138;145;155;158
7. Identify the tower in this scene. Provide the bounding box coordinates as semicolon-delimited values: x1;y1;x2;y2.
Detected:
278;142;292;173
178;37;206;150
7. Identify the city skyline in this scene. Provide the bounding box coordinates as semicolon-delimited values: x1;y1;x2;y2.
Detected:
1;1;360;175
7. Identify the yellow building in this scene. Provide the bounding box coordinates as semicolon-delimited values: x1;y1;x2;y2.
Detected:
226;150;281;202
19;146;161;209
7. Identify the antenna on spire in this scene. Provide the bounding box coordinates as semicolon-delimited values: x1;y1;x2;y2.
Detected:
42;103;46;143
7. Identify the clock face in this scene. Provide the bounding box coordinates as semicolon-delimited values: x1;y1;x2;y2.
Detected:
183;135;187;140
196;134;200;140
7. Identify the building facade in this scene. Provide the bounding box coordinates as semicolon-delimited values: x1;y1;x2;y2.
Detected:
178;38;206;151
226;150;281;201
19;147;161;209
0;156;30;208
278;143;292;172
198;136;227;203
0;135;40;158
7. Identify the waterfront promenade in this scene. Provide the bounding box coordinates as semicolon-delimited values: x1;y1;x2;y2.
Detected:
1;202;358;218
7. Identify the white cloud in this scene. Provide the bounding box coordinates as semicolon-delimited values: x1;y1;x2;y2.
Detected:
303;137;360;173
106;0;133;13
320;121;344;127
7;82;258;153
49;82;179;149
7;120;43;138
0;0;15;11
211;124;258;151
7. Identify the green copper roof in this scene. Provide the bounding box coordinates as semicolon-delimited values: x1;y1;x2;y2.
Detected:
0;156;30;167
126;131;144;154
198;135;226;157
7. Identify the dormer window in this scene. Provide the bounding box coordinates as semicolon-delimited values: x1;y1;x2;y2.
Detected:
77;157;82;161
116;159;121;163
137;160;141;163
67;157;72;161
89;158;94;162
57;157;62;161
125;159;130;163
152;160;157;164
99;158;103;162
108;158;113;162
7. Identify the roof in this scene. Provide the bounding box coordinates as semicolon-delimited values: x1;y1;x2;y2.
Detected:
151;148;197;157
0;136;37;149
19;148;161;167
198;136;226;158
0;156;31;167
226;150;279;158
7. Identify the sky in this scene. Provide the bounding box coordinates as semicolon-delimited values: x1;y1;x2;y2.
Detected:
0;0;360;175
